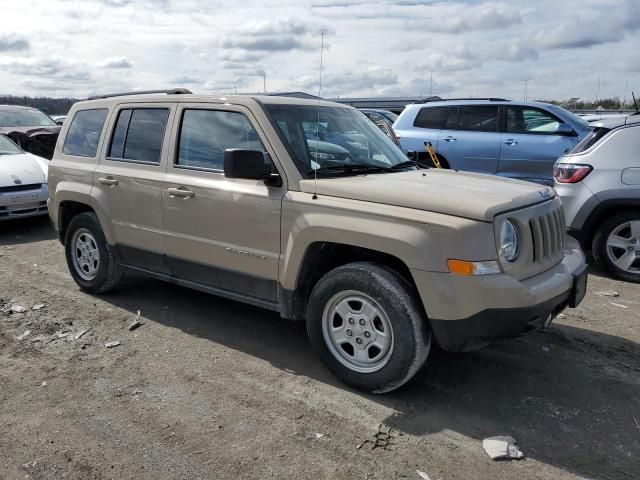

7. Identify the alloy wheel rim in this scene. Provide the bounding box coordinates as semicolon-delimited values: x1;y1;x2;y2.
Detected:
606;220;640;273
321;290;394;373
71;228;100;281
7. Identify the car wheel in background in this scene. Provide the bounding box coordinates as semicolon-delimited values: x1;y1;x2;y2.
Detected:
592;211;640;283
64;212;123;293
306;262;431;393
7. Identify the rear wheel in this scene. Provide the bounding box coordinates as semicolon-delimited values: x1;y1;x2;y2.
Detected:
306;262;431;393
592;211;640;283
64;212;123;293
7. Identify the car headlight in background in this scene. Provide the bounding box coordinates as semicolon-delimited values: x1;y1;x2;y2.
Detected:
499;220;519;262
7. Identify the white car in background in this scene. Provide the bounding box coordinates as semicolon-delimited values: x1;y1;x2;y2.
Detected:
0;134;49;220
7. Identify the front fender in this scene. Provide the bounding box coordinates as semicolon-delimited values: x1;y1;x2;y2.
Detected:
279;191;496;290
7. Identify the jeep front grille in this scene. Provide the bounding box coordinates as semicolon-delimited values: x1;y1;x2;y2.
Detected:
529;208;565;263
495;196;567;280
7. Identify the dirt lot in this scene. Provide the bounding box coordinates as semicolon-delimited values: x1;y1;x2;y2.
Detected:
0;217;638;480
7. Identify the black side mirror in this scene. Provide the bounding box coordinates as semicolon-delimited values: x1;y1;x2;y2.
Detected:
556;123;578;136
224;149;281;185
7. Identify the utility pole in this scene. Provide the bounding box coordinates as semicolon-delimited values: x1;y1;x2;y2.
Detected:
623;80;629;109
523;79;528;101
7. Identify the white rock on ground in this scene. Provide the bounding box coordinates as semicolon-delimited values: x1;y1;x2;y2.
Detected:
482;436;525;460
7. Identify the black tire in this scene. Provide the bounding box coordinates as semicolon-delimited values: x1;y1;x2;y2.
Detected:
592;210;640;283
306;262;431;393
64;212;123;293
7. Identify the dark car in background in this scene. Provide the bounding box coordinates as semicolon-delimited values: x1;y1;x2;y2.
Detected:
360;108;398;124
0;105;61;159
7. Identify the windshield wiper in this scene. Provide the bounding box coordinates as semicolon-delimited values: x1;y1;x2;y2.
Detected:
307;163;391;175
390;160;422;170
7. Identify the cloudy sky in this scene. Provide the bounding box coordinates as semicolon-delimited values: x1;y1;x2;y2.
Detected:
1;0;638;101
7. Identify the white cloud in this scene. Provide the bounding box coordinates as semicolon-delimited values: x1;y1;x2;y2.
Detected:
0;34;29;52
406;2;522;33
0;0;636;101
97;56;133;68
221;18;331;52
537;0;640;49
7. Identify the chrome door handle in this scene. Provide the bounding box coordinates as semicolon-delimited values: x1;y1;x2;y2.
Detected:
168;187;195;198
502;139;518;145
442;136;457;142
98;177;119;186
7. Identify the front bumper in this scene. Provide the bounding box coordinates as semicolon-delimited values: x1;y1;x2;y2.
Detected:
0;184;49;221
412;237;587;352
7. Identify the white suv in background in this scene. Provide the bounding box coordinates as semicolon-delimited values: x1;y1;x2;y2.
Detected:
554;114;640;282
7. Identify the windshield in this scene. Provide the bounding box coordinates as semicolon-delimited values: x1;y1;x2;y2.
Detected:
0;135;23;155
0;108;57;127
264;104;409;177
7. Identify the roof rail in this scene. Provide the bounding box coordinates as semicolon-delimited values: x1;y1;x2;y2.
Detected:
414;97;509;104
87;88;192;100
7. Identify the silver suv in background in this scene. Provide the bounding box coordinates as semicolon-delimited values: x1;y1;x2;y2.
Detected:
554;115;640;282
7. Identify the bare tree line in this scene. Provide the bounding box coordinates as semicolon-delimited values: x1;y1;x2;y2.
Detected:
1;94;637;115
0;95;78;115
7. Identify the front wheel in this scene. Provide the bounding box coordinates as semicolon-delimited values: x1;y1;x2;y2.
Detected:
592;211;640;283
306;262;431;393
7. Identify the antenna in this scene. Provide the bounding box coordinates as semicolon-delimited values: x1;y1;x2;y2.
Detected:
312;31;325;201
633;91;639;113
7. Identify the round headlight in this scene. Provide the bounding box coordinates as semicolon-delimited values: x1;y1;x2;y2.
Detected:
500;220;519;262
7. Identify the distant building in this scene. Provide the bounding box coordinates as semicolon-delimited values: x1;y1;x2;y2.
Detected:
329;96;441;113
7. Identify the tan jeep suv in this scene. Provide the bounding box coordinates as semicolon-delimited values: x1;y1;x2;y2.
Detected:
48;90;587;393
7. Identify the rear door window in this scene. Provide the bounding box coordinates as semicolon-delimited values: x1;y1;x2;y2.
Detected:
62;109;108;157
413;107;448;129
176;109;266;171
447;106;499;132
108;108;169;164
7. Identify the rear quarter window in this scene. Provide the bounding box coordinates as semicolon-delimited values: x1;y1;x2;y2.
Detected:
569;127;610;154
413;107;448;129
62;109;109;157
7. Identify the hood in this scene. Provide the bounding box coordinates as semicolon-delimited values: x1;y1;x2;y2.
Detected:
0;152;48;187
300;169;555;222
0;126;61;160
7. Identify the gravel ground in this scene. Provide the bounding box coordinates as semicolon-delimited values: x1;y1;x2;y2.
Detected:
1;217;638;480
